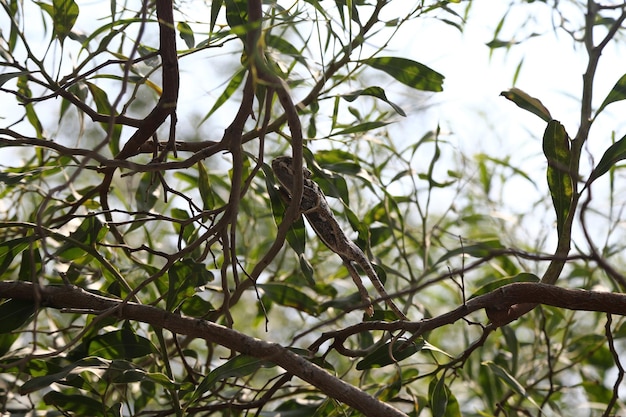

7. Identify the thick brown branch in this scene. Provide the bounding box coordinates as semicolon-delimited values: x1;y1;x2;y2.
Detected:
308;282;626;353
0;281;407;417
114;0;179;160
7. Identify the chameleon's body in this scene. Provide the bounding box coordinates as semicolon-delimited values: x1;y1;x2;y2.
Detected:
272;156;408;320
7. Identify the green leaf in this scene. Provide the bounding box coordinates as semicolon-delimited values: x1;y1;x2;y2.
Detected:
37;0;79;45
181;294;215;318
224;0;248;38
199;67;246;125
86;326;155;360
17;76;44;139
0;71;29;88
586;133;626;186
434;239;505;266
483;361;526;396
313;149;361;175
18;245;43;281
135;172;159;212
167;259;213;311
469;273;539;299
486;38;522;49
193;355;274;401
356;339;423;370
0;333;19;357
298;254;315;287
197;161;216;210
86;82;122;154
319;292;363;314
267;34;307;66
20;357;109;394
0;237;31;275
258;283;319;316
430;376;449;417
271;398;324;416
500;88;552;122
177;21;195;49
52;0;79;44
341;86;406;116
60;82;88;122
582;380;613;403
330;121;390;136
210;0;223;35
265;163;307;255
55;216;106;260
363;57;444;92
596;73;626;116
542;120;572;236
43;392;104;416
0;299;36;333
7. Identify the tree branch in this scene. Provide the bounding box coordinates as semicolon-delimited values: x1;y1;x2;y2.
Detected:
0;281;407;417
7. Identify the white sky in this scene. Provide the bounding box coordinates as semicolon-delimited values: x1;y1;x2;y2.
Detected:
2;0;626;243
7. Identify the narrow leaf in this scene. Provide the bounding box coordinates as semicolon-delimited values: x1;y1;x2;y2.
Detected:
484;361;526;395
258;283;319;316
315;149;360;175
193;355;273;401
0;71;29;88
52;0;79;44
330;121;390;136
267;35;307;66
210;0;223;35
18;245;42;281
363;57;444;92
20;357;109;394
596;73;626;116
470;273;539;299
135;172;159;212
587;133;626;186
430;377;449;417
17;76;44;139
177;21;195;48
341;86;406;116
43;392;104;416
199;67;245;125
356;339;424;370
0;237;31;275
484;361;541;409
167;259;212;311
55;216;106;260
0;299;36;333
265;163;307;255
197;161;216;210
87;327;155;360
298;254;315;287
434;239;504;266
542;120;572;236
86;82;122;154
500;88;552;122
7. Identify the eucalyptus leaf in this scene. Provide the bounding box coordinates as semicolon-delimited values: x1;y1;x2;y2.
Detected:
500;88;552;122
363;57;444;92
596;73;626;116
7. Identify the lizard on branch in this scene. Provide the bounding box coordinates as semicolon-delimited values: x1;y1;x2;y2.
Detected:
272;156;408;320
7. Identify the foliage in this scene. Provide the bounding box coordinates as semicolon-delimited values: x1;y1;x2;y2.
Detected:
0;0;626;416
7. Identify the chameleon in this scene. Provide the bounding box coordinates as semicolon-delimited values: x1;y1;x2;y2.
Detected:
271;156;408;320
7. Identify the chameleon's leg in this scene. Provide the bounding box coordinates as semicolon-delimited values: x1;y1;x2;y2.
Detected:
344;260;374;317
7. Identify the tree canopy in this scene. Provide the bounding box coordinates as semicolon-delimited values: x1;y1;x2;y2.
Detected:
1;0;626;416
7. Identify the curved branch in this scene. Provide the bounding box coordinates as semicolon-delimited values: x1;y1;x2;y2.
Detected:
309;282;626;353
0;281;407;417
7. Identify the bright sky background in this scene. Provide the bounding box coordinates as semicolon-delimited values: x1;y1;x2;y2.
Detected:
3;0;626;246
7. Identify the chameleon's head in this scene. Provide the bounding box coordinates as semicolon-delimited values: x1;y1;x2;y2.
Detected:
272;156;312;190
